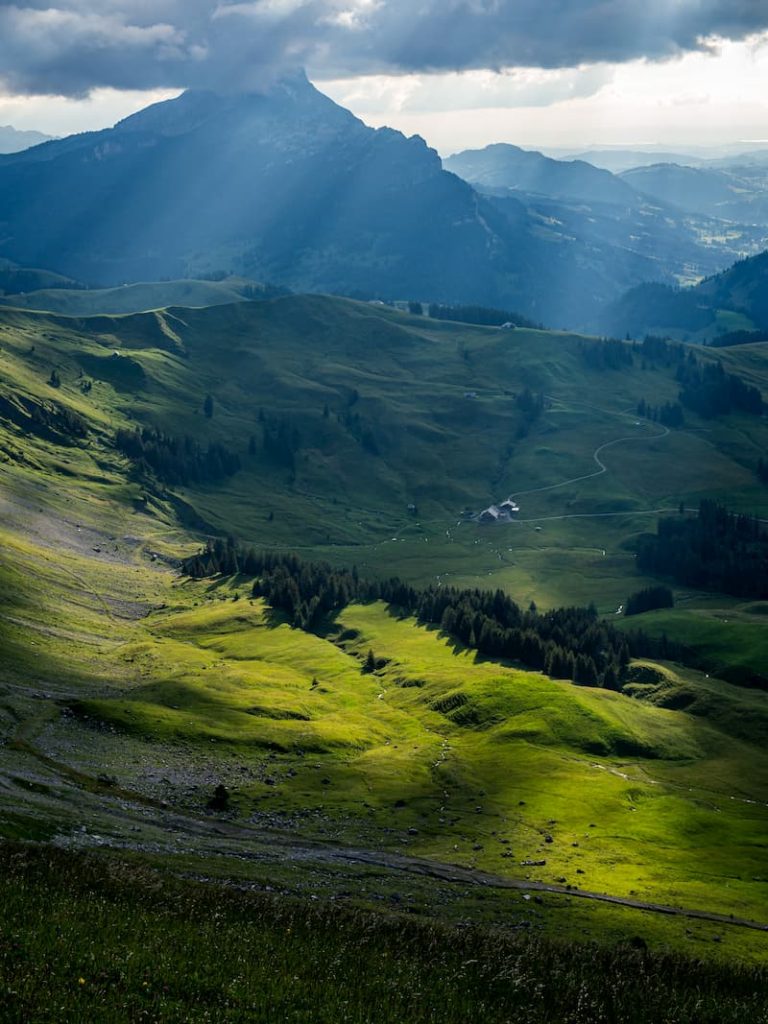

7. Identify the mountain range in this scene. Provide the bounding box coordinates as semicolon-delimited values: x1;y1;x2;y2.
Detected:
0;76;766;328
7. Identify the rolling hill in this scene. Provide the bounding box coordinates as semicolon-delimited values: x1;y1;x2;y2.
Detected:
0;257;82;297
0;276;283;316
1;293;765;601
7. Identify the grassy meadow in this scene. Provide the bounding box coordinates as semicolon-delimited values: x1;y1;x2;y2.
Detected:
4;843;767;1024
0;294;767;1012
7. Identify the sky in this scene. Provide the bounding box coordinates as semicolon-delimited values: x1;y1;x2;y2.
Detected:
0;2;767;155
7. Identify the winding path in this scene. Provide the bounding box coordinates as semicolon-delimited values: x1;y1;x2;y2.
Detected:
508;424;670;503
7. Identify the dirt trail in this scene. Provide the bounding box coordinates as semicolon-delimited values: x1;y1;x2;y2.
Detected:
145;806;768;934
8;706;767;937
509;425;670;503
319;846;768;933
20;734;767;936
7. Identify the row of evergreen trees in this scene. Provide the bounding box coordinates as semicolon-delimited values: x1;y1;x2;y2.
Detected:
710;328;768;348
580;333;762;421
636;500;768;598
182;542;683;690
579;338;635;371
115;427;241;486
636;334;687;367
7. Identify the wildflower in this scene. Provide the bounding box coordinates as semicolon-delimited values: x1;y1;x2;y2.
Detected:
78;978;86;986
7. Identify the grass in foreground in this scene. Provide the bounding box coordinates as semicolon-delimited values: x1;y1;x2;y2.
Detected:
1;842;767;1024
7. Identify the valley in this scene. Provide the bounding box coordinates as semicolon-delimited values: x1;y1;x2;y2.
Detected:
3;2;768;1016
1;293;767;999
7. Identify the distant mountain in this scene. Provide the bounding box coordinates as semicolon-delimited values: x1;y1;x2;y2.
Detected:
0;125;52;154
620;163;768;224
708;149;768;170
444;143;637;205
0;76;464;294
445;146;768;305
565;149;708;173
602;249;768;338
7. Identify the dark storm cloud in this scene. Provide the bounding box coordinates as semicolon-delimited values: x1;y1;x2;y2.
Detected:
1;0;767;96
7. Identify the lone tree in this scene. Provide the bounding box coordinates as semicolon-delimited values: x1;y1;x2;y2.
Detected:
363;648;376;674
203;393;214;419
207;783;230;812
48;369;61;388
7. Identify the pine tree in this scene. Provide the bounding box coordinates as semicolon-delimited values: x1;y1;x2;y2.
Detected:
208;783;230;812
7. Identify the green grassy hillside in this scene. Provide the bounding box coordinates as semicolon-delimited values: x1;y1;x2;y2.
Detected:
1;294;767;974
2;294;766;619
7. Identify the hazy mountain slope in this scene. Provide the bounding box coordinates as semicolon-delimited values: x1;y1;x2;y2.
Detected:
603;250;768;338
696;250;768;325
0;78;551;314
445;143;638;204
447;148;768;307
621;163;768;223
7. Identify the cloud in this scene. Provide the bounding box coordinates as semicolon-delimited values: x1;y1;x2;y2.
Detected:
0;0;767;97
320;66;614;116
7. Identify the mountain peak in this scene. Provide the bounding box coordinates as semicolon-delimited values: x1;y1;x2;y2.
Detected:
115;70;351;138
